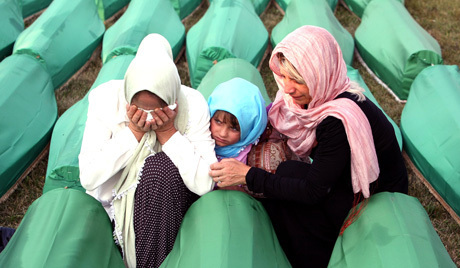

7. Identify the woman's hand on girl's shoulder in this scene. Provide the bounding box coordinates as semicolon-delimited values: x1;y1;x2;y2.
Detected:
209;158;250;187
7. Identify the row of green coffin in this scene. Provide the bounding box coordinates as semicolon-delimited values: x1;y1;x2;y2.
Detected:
0;0;204;61
0;188;454;267
275;0;443;102
2;0;445;101
0;0;105;199
0;0;55;58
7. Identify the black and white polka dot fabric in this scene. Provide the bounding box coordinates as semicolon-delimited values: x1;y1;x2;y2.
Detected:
134;152;198;268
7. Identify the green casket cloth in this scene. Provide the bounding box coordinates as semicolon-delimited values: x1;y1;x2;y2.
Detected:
13;0;105;89
170;0;202;20
209;0;270;15
95;0;130;21
400;65;460;217
0;54;56;199
0;0;24;60
346;65;402;150
342;0;403;18
328;192;456;267
354;0;443;101
101;0;185;64
44;54;135;194
186;0;268;88
95;0;129;21
160;190;292;268
275;0;338;11
197;58;272;105
271;0;354;66
20;0;52;18
0;188;125;267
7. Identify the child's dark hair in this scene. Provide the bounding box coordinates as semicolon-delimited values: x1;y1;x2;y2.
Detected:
213;110;240;131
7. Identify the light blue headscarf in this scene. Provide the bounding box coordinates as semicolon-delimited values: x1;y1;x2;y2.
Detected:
208;77;268;158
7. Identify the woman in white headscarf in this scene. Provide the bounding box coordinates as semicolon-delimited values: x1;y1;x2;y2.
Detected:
79;34;217;268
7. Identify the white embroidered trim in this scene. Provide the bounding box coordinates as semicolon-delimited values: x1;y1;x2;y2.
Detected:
110;153;155;259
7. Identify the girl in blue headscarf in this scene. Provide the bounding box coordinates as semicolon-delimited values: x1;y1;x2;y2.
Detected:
158;78;291;268
208;77;268;164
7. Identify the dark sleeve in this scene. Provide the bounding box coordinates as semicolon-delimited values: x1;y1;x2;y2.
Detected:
246;117;351;204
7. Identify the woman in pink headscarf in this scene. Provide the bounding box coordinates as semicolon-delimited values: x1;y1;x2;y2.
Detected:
209;25;408;267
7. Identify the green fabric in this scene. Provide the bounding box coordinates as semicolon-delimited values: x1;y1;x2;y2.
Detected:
271;0;354;66
328;192;456;267
44;54;135;194
354;0;443;101
94;0;130;21
197;58;272;105
0;0;24;60
186;0;269;88
0;188;125;267
20;0;52;18
346;65;402;150
160;190;292;268
209;0;270;15
13;0;105;89
343;0;404;18
275;0;338;11
102;0;185;64
0;54;56;199
400;65;460;217
170;0;202;20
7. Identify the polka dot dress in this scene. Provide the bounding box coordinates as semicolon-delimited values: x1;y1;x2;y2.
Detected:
134;152;198;268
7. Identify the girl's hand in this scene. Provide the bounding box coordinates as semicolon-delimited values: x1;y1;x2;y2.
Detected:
209;158;251;187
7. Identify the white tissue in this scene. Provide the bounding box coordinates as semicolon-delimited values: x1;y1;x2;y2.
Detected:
146;112;153;121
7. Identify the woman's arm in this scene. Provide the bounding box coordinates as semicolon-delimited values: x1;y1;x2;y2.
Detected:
246;117;352;204
161;87;218;196
79;81;139;191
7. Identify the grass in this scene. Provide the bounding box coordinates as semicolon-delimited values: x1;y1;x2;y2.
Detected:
1;0;459;265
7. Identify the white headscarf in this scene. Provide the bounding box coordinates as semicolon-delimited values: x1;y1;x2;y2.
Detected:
112;34;189;268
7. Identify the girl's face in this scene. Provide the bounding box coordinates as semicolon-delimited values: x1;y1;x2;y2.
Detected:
210;112;240;147
280;67;312;106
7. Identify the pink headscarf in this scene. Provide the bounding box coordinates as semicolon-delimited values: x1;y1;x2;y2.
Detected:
268;26;379;198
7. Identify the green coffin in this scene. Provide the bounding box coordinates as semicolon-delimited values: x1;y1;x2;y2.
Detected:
20;0;52;18
275;0;338;11
160;190;292;268
328;192;456;267
400;65;460;217
13;0;105;89
0;54;57;199
186;0;268;88
44;55;134;194
354;0;443;101
102;0;185;64
197;58;272;105
0;188;125;267
209;0;270;15
271;0;354;66
342;0;404;18
170;0;202;20
95;0;130;21
347;65;402;150
0;0;24;60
